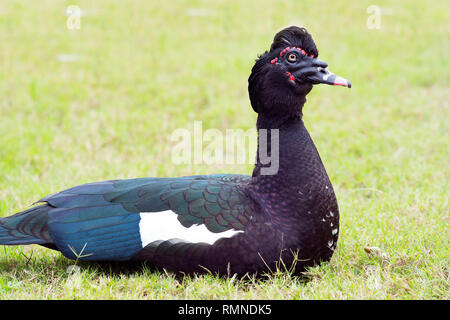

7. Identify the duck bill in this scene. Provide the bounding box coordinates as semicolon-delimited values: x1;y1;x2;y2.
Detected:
307;66;351;88
321;71;351;88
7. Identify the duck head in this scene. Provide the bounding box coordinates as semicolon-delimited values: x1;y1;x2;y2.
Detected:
249;26;351;117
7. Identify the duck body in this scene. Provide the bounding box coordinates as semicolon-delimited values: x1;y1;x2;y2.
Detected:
0;26;349;276
137;116;339;276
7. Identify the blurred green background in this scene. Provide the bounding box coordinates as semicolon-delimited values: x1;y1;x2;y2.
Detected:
0;0;448;299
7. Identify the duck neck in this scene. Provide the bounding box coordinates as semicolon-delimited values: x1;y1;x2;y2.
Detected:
250;102;330;199
255;94;306;129
252;95;315;176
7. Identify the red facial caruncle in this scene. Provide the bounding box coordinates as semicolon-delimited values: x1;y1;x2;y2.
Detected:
270;46;315;83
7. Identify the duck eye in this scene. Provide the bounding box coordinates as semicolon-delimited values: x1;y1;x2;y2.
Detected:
287;53;297;62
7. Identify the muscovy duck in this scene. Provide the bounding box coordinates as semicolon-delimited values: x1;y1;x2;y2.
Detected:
0;26;350;276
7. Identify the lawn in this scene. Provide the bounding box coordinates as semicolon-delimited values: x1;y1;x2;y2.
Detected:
0;0;448;299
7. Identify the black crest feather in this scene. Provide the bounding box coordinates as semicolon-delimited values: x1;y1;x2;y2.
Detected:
270;26;318;56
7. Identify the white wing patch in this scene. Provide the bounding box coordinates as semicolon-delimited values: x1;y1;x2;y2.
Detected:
139;210;242;247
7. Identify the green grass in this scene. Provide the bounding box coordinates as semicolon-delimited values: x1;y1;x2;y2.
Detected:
0;0;448;299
